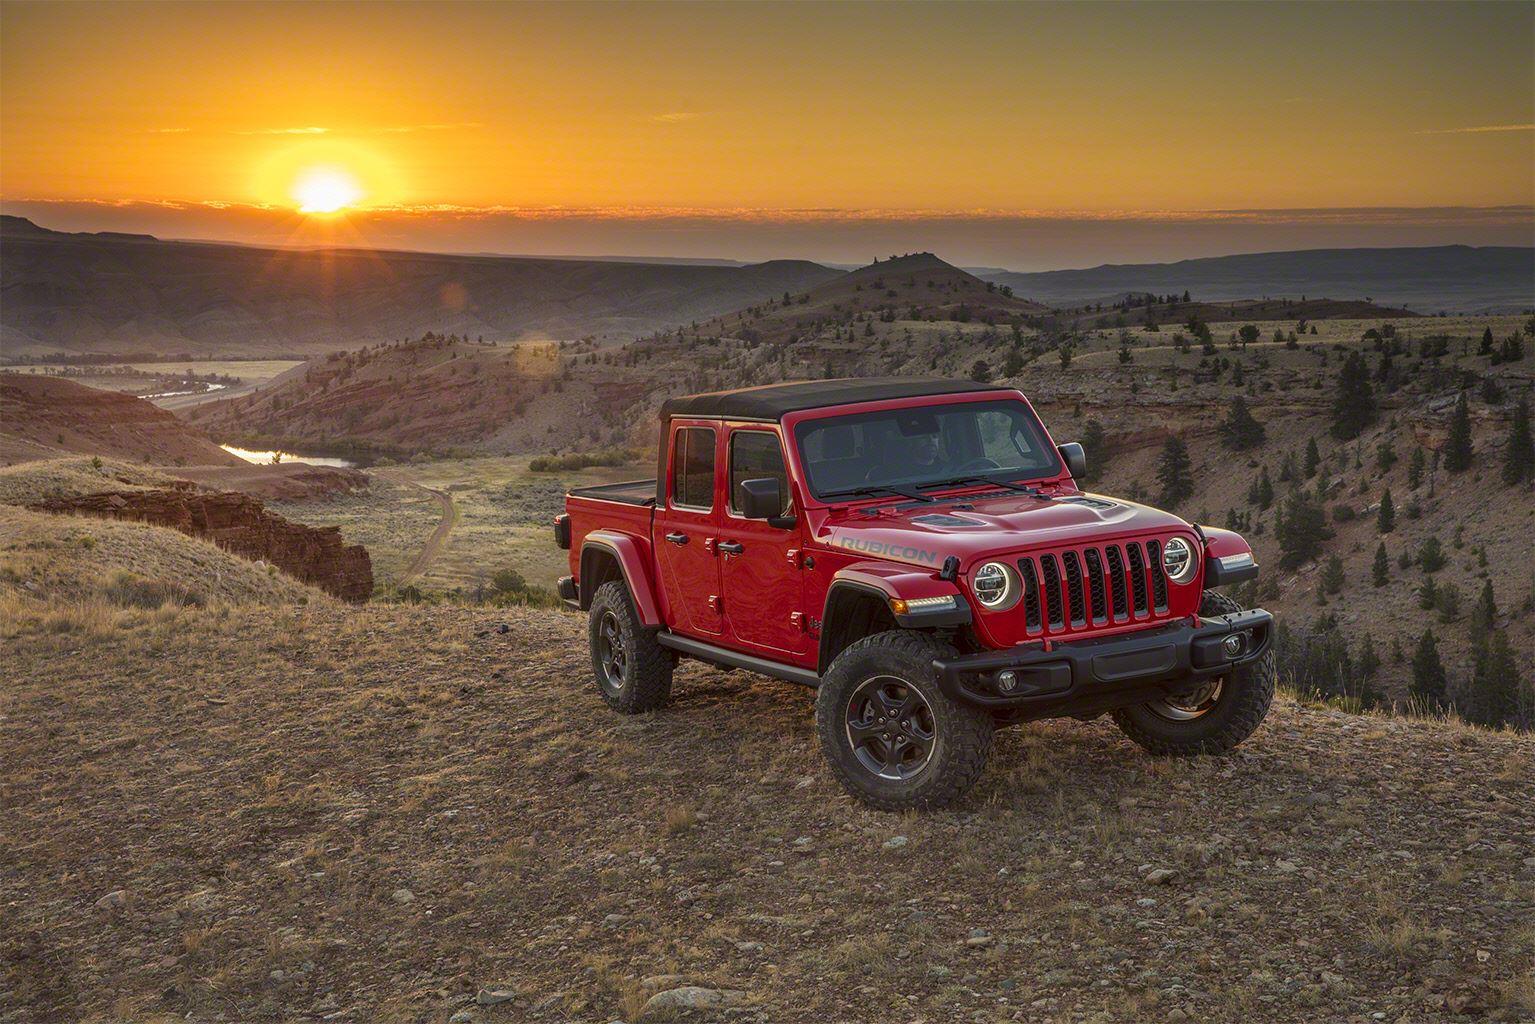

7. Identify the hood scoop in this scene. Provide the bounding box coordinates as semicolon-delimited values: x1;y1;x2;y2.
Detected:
1057;496;1118;511
909;512;986;528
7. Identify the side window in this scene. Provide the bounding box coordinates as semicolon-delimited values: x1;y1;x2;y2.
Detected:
671;427;716;509
729;430;790;514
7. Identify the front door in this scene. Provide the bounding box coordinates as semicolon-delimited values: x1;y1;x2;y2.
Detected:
653;422;724;637
718;426;810;658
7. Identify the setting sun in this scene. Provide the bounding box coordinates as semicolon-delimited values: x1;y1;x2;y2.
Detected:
292;167;362;214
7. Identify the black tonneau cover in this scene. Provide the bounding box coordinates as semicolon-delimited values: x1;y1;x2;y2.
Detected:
568;479;658;506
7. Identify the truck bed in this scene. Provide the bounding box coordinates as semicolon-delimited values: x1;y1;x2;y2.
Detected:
567;479;657;506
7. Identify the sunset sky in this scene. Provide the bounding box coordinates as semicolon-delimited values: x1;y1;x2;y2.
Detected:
2;0;1532;268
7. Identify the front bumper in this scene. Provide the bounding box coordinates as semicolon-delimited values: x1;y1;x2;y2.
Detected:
933;608;1273;719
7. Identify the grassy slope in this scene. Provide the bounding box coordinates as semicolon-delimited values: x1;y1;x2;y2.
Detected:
2;603;1531;1023
0;505;331;611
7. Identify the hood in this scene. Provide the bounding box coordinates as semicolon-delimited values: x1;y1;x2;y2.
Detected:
818;491;1192;569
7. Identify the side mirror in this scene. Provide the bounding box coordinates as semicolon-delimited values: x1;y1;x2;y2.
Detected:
737;477;785;520
1058;442;1087;479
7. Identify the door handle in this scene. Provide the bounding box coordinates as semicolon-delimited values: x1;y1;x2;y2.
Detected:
716;540;745;555
664;532;689;546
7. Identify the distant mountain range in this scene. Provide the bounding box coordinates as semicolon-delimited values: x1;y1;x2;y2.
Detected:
0;216;839;358
4;214;1529;360
973;246;1533;314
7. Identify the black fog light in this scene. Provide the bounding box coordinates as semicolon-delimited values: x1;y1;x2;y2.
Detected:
1222;633;1245;658
997;670;1020;693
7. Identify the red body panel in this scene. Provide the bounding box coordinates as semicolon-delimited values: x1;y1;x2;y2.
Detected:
565;387;1223;675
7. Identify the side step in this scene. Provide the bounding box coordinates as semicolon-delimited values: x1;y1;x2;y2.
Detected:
655;632;819;688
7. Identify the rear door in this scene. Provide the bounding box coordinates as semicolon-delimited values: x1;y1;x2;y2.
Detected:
652;421;724;637
718;425;811;658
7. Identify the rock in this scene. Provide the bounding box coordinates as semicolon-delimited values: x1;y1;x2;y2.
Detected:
93;890;129;911
1145;869;1179;885
638;986;747;1019
602;913;628;928
882;836;909;850
734;941;763;953
476;988;517;1006
639;974;690;992
34;487;373;601
965;928;994;947
449;1012;475;1023
390;888;415;905
1274;859;1299;874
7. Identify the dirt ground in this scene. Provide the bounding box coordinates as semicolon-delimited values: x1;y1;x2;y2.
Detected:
3;603;1531;1024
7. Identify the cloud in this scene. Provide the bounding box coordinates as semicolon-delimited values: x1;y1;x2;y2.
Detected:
146;127;192;134
650;112;702;124
232;126;330;136
1413;123;1535;136
369;122;485;134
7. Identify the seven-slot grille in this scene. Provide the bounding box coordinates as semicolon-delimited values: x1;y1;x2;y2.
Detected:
1015;539;1174;636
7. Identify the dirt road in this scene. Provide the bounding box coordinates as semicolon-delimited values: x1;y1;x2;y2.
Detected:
401;484;457;581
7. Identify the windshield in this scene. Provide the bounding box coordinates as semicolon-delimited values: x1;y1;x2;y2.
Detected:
794;399;1062;501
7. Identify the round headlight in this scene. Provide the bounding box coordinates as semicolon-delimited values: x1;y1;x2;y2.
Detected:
972;561;1015;608
1162;537;1197;583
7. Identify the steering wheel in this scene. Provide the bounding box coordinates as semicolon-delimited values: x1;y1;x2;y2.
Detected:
954;457;1000;474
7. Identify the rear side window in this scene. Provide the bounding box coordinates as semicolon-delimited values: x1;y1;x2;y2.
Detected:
671;427;716;509
729;430;790;514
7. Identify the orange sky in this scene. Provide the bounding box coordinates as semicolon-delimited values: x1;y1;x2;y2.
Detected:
2;1;1531;265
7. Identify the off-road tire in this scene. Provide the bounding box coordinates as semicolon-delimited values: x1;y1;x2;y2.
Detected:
815;630;993;811
1111;590;1275;755
588;580;673;714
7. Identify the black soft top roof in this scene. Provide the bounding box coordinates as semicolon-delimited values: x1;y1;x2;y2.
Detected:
659;377;1010;422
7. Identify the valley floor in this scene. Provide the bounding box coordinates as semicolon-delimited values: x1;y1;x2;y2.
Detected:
3;605;1532;1023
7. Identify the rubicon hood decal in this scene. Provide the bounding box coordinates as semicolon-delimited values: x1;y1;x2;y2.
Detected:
831;534;942;566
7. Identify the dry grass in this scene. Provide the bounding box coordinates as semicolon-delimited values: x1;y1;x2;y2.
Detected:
0;505;329;615
0;456;177;505
3;602;1531;1024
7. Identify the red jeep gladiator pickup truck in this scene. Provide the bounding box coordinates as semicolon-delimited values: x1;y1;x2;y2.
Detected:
554;378;1273;810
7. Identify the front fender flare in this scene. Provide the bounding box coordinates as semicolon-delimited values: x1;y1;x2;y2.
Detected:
580;531;663;626
1199;526;1259;587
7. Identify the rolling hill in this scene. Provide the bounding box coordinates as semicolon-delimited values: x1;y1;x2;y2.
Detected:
977;246;1535;314
0;216;840;359
0;373;244;467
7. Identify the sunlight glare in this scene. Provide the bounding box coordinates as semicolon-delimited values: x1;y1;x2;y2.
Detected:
292;167;363;214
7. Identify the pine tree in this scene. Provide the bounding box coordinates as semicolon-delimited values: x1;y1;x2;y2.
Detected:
1502;398;1533;485
1480;326;1495;355
1156;436;1195;508
1377;488;1395;533
1470;579;1497;644
1322;554;1345;594
1276;489;1332;568
1247;466;1274;510
1080;419;1107;483
1408;448;1425;490
1418;575;1438;610
1218;396;1266;450
1444;391;1474;472
1409;629;1448;710
1372;542;1390;587
1303;437;1322;478
1330;351;1377;440
1462;626;1519;728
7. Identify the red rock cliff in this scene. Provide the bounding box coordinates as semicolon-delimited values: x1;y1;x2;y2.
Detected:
34;484;373;602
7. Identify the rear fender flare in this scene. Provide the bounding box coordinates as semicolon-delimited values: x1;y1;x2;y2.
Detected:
580;531;662;626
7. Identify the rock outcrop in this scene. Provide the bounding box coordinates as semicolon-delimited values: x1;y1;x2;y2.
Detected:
34;483;372;602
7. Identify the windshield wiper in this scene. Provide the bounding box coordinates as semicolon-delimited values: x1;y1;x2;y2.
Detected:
917;474;1045;497
821;484;934;503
